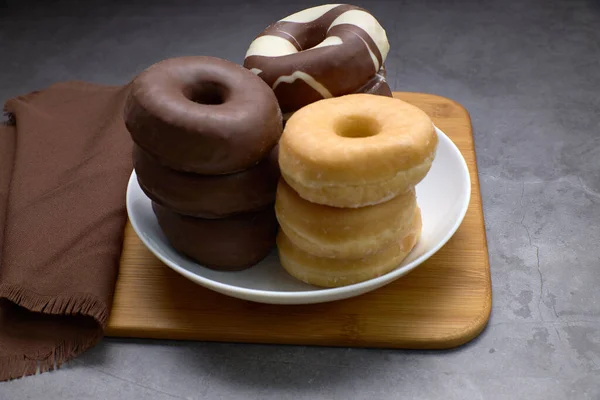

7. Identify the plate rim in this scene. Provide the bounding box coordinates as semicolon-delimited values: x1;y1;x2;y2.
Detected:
126;126;471;303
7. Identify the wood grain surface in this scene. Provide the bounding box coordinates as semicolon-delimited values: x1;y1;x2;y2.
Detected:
105;92;492;349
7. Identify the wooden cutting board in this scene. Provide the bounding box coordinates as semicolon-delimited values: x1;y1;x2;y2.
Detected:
106;92;492;349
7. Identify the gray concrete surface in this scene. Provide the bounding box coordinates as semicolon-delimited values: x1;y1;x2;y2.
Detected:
1;0;599;398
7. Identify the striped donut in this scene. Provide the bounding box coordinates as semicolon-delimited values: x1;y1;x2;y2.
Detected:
244;4;391;114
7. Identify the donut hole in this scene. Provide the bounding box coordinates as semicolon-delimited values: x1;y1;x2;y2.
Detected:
187;82;227;105
335;115;381;138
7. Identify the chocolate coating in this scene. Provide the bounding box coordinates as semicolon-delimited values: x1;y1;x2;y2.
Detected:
244;4;390;113
153;202;278;271
357;68;393;97
125;56;283;174
134;144;280;218
281;67;392;125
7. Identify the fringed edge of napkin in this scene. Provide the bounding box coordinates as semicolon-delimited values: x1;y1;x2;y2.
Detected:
0;284;108;381
0;284;109;323
0;330;103;380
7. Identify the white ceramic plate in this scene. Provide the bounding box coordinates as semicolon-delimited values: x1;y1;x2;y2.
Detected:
126;126;471;305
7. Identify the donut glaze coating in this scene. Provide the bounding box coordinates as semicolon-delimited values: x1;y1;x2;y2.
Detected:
281;66;392;124
275;179;417;259
244;4;390;113
152;202;278;271
357;66;392;97
279;94;438;208
134;144;280;218
125;56;283;174
277;207;422;288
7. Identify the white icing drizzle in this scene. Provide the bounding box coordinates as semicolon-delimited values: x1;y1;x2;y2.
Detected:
272;71;333;99
354;34;379;71
329;9;390;62
249;68;263;75
279;30;302;50
280;4;341;23
312;35;343;49
245;35;297;58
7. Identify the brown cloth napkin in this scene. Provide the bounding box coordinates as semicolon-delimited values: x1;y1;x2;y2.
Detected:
0;81;133;380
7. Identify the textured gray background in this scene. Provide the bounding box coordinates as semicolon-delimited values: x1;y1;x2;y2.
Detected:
1;0;600;398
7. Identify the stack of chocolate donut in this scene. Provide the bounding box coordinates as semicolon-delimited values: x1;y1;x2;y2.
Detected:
275;94;438;287
124;56;283;270
244;3;393;122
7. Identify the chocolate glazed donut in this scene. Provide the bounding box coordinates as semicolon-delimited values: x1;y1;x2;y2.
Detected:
358;64;392;97
134;144;280;218
125;56;283;174
281;64;392;123
152;202;278;271
244;4;391;113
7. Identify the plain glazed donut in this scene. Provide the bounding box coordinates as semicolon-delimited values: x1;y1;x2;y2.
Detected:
277;207;422;288
275;180;416;259
279;94;438;208
244;4;390;113
125;56;283;174
134;145;280;218
152;202;278;271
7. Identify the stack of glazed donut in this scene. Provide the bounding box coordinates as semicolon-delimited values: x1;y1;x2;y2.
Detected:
244;3;393;122
275;94;438;287
124;56;283;270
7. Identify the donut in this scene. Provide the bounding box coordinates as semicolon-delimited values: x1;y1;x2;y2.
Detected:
244;4;390;113
356;66;392;97
124;56;283;174
277;207;422;287
275;180;416;259
134;144;280;218
281;66;391;124
279;93;438;208
152;202;278;271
